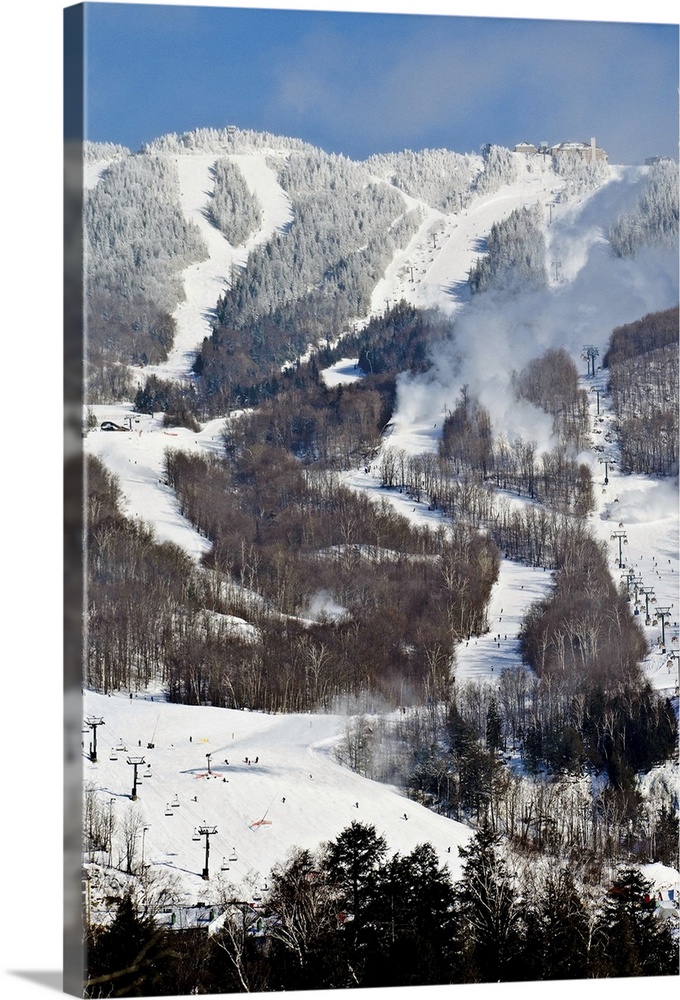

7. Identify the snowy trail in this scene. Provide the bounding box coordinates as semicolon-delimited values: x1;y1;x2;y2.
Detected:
371;155;564;316
85;407;227;561
142;150;293;383
453;560;554;683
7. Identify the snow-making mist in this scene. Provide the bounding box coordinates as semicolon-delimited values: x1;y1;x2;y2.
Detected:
390;166;679;455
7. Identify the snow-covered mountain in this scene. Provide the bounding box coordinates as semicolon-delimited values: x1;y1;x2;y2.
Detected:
82;129;679;920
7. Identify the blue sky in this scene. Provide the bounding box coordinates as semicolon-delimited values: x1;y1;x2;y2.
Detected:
79;1;678;163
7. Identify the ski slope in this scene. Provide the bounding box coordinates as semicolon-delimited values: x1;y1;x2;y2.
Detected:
371;153;565;316
85;408;225;562
138;149;294;384
84;689;472;918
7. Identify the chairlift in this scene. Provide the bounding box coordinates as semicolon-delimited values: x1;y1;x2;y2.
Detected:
116;743;127;752
165;803;174;816
143;765;152;778
109;748;118;761
229;849;238;862
652;619;659;627
252;891;262;902
192;829;201;842
171;794;180;808
221;857;230;871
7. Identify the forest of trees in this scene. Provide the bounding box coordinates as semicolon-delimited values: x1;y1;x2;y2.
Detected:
84;823;678;995
603;306;678;366
365;146;483;212
553;153;610;200
213;148;422;349
603;307;679;475
144;125;313;157
208;156;263;245
438;350;594;515
519;533;647;687
84;140;130;164
468;203;547;294
609;159;679;257
512;347;591;450
84;152;208;400
186;299;451;420
475;143;520;195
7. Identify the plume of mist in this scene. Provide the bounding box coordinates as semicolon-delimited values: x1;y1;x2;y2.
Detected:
305;589;348;622
613;480;680;525
394;168;679;456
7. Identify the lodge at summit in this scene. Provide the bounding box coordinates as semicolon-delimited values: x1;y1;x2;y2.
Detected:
513;138;608;162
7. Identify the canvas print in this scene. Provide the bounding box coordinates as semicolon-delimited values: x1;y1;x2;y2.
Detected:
67;1;679;995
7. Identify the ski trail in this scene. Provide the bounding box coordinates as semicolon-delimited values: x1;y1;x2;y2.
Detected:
371;155;565;316
340;466;555;687
142;151;293;384
579;367;680;695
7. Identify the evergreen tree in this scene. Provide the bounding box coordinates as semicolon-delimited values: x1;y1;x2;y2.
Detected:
592;867;678;977
486;696;503;751
523;868;590;980
324;821;388;933
609;159;679;257
85;891;171;997
456;827;525;981
468;203;547;294
209;156;263;244
361;842;459;986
